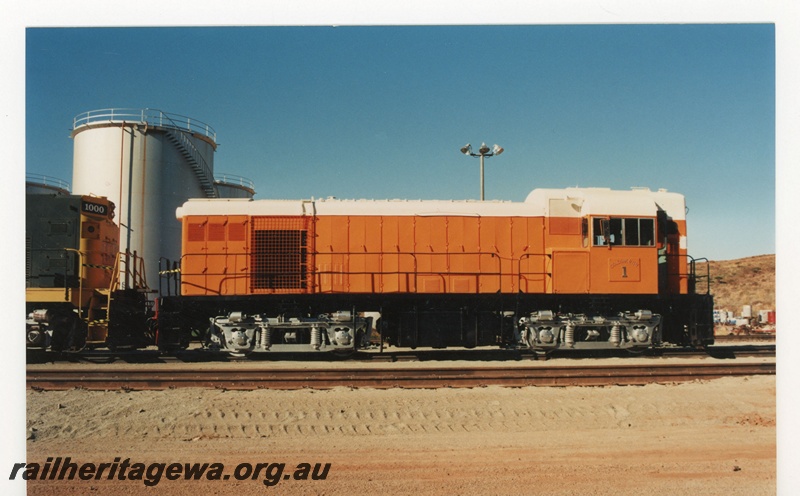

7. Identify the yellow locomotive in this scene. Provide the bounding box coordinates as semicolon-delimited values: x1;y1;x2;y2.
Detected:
26;193;151;351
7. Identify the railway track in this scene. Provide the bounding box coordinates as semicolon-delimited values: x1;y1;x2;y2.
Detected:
27;361;774;390
26;344;775;364
714;333;775;342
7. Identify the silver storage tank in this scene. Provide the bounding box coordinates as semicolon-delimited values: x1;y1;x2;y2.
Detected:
214;173;256;199
26;174;70;196
71;108;218;286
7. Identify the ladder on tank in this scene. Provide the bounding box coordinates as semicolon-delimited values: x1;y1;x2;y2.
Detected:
164;129;217;198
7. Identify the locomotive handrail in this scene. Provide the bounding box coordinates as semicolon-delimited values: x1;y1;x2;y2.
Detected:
179;249;555;294
112;250;150;292
661;252;711;295
158;258;182;297
62;249;84;310
402;251;500;294
180;249;506;293
177;247;712;297
515;252;552;292
180;249;505;293
687;255;711;295
178;269;512;296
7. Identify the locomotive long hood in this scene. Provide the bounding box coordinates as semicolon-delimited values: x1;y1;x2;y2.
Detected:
176;187;686;221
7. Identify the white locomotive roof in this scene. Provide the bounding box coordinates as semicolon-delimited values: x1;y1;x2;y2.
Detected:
176;198;539;218
176;187;686;221
525;187;686;221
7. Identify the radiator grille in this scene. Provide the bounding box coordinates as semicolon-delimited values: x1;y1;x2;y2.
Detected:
251;217;309;292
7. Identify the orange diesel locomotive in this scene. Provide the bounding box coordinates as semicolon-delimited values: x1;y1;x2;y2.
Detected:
155;187;713;354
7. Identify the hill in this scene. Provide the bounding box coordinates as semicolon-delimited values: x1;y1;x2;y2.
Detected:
695;254;775;314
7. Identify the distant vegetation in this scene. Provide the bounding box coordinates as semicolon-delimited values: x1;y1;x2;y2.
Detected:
695;254;775;313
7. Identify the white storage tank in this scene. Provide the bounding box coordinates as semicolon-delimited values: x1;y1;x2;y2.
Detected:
71;108;218;285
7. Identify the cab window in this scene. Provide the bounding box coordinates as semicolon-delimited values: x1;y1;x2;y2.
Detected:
593;217;654;247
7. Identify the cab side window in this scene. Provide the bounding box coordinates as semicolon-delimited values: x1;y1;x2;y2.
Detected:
593;217;655;247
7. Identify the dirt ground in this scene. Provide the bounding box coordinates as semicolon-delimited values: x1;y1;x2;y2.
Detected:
19;361;777;496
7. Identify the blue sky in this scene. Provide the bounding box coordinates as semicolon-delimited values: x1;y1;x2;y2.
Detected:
24;24;774;261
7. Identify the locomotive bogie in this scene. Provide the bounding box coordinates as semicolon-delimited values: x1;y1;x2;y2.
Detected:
518;309;662;351
207;311;371;354
26;311;50;348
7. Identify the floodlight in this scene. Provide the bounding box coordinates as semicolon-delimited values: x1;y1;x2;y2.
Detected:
459;140;505;201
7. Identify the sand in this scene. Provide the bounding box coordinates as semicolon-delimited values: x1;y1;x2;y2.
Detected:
21;367;776;495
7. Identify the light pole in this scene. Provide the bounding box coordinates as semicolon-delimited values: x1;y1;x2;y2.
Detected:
460;142;504;201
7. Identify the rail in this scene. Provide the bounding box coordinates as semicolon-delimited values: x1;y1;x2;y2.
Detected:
73;108;217;142
26;362;775;390
25;343;776;364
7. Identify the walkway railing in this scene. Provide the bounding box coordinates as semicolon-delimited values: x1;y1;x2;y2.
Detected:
214;173;255;191
25;173;71;192
73;108;217;142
